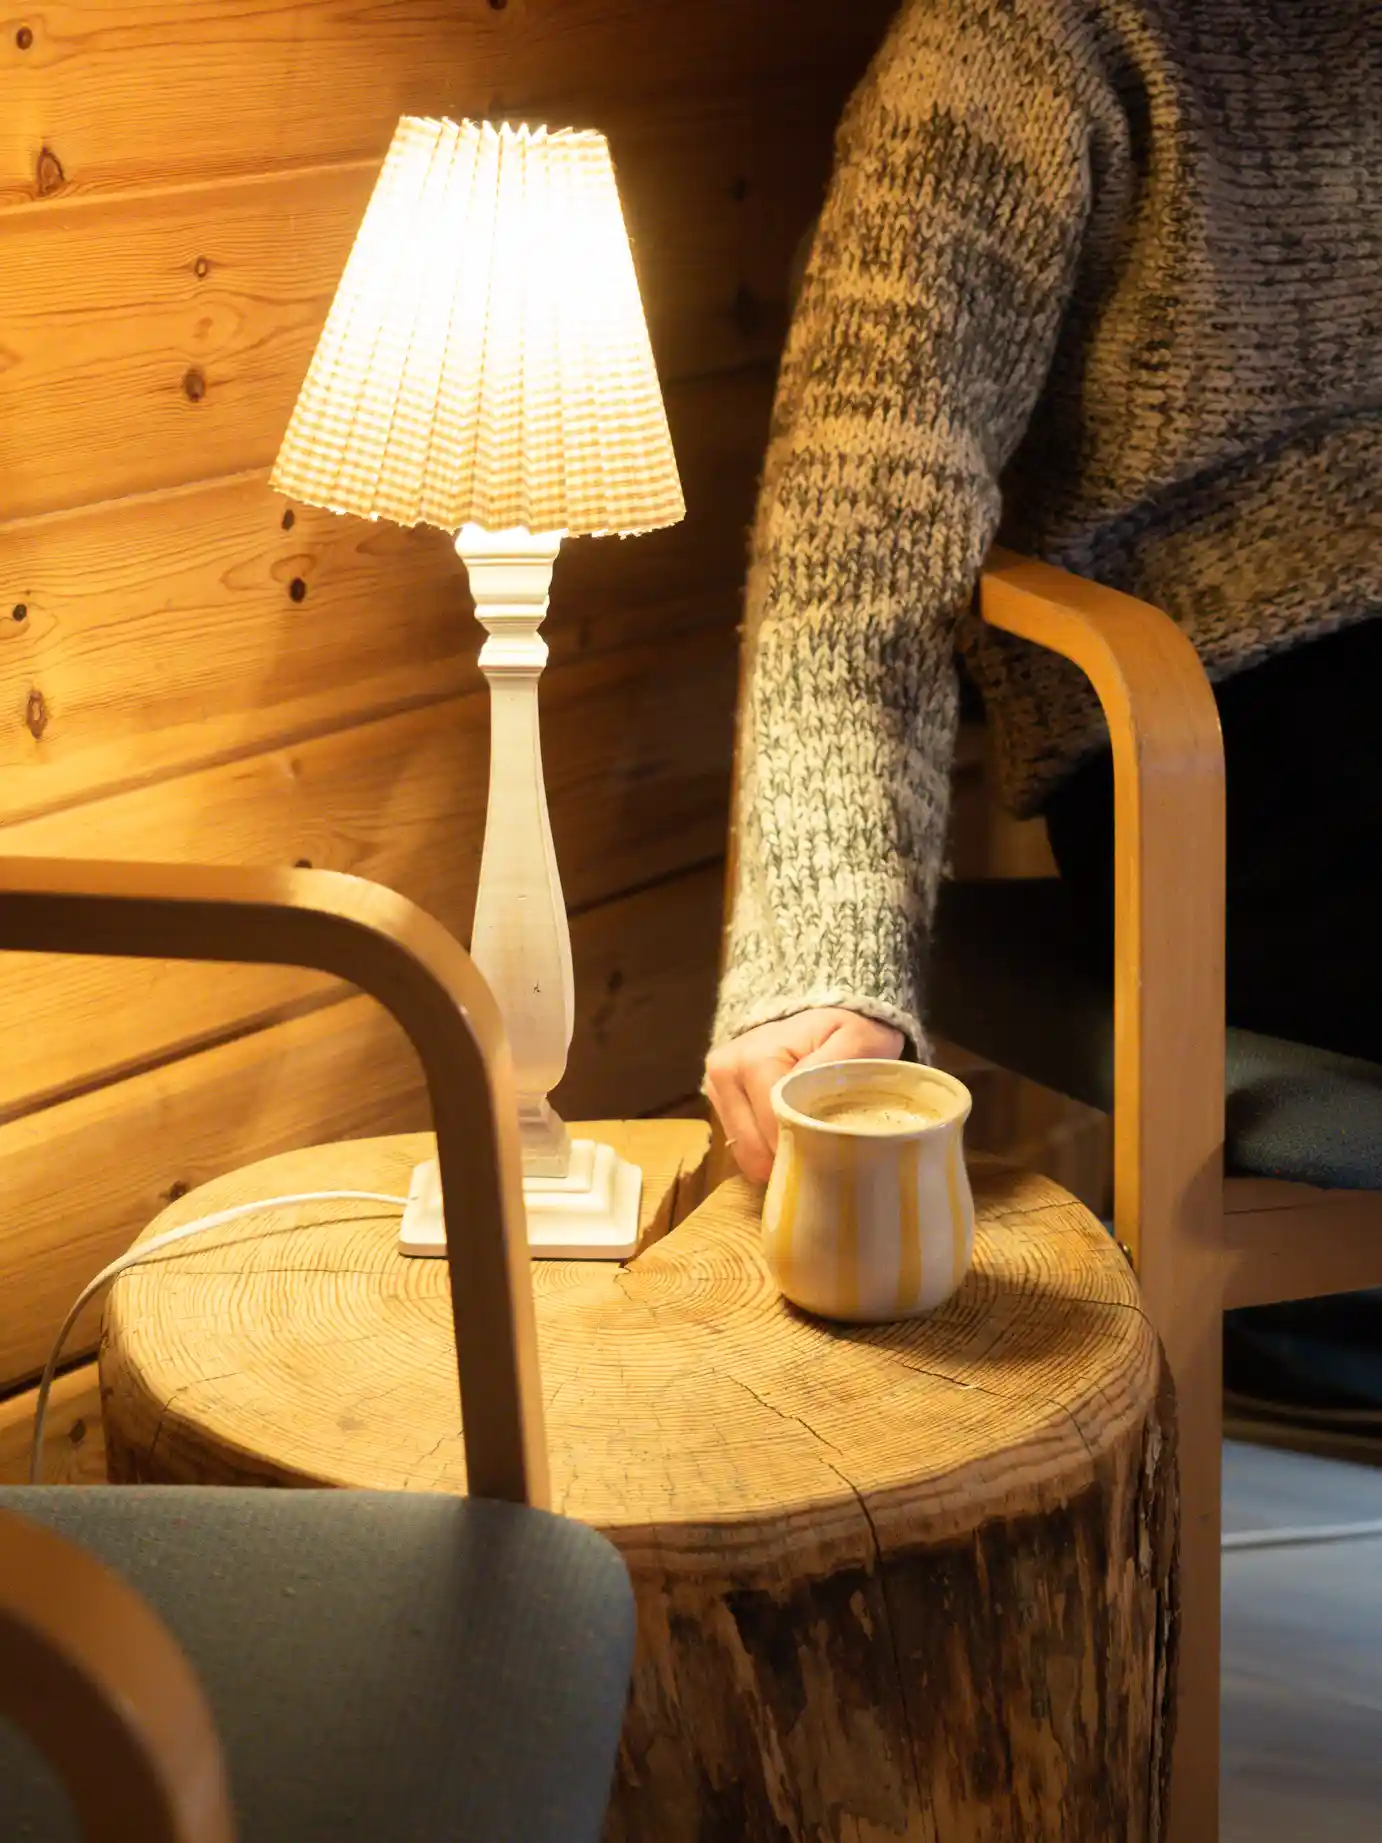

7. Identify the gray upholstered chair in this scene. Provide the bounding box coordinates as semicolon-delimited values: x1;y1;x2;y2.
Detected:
929;553;1382;1843
0;860;634;1843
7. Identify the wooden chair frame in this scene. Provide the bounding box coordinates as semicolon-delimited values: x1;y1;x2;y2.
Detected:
0;1508;235;1843
0;858;549;1842
719;549;1382;1842
983;551;1382;1843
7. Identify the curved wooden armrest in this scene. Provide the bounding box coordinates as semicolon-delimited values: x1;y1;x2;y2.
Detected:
0;1509;234;1843
979;548;1226;1284
0;858;546;1509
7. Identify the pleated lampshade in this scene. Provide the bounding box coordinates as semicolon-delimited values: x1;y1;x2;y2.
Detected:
271;116;684;539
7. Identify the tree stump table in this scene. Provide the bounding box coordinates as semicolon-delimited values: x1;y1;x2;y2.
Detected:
102;1125;1176;1843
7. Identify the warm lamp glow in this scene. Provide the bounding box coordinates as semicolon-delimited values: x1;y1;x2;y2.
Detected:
272;115;684;1258
271;116;684;537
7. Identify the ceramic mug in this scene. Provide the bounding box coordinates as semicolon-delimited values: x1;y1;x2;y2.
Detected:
762;1059;975;1323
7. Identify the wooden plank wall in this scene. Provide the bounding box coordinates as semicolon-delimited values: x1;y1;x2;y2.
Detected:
0;0;900;1423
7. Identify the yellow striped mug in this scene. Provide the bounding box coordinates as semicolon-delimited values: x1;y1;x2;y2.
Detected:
762;1059;975;1323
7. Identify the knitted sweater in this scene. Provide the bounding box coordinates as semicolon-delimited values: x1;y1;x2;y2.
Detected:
714;0;1381;1060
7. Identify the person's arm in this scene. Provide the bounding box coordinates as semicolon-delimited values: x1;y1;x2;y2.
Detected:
714;0;1097;1065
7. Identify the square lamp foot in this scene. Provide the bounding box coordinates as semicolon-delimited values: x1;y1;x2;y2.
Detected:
398;1139;643;1260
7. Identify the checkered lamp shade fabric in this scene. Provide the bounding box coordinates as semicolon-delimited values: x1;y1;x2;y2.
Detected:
271;117;685;539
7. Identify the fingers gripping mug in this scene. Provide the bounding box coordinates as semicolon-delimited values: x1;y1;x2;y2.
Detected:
762;1060;975;1323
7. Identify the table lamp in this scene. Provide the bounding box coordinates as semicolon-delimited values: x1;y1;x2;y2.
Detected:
270;116;684;1258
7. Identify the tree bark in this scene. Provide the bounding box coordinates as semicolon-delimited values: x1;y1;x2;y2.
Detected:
103;1145;1175;1841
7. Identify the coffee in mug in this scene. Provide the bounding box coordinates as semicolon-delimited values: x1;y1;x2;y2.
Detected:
761;1060;974;1323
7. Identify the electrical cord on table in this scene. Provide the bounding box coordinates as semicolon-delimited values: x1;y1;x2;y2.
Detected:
30;1191;408;1485
32;1202;1382;1554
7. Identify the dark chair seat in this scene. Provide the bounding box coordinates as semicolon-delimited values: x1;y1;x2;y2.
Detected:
932;879;1382;1191
0;1487;634;1843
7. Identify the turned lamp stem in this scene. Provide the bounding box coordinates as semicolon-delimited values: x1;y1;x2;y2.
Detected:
268;118;684;1258
461;525;574;1178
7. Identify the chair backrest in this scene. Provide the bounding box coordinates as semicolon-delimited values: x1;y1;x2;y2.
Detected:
720;552;1229;1269
0;857;548;1508
0;858;552;1843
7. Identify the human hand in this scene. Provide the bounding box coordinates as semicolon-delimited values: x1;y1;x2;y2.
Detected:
705;1008;906;1184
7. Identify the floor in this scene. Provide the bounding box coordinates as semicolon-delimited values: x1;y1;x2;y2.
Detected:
1222;1440;1382;1841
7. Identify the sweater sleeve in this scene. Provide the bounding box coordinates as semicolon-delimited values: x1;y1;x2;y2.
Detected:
712;0;1095;1060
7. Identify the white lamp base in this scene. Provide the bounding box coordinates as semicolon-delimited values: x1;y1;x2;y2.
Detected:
398;1141;643;1261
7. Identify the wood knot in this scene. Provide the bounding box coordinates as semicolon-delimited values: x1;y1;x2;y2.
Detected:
12;603;27;622
730;283;764;338
35;146;64;197
16;25;34;51
194;255;211;279
280;508;295;531
68;1419;86;1448
288;576;307;603
590;965;625;1038
182;366;207;402
25;687;48;740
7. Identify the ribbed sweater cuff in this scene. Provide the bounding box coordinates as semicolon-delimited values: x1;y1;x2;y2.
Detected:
712;986;929;1060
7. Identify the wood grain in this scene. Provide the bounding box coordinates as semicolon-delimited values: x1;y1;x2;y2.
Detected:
0;995;423;1389
0;1363;105;1484
0;365;771;823
95;1117;714;1494
1222;1179;1382;1314
0;864;721;1390
556;862;723;1125
0;621;736;1118
981;549;1227;1843
0;96;820;518
0;0;893;201
0;855;558;1509
102;1151;1176;1840
0;162;368;521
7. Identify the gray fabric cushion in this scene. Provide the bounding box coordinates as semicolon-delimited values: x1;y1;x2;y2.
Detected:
0;1488;633;1843
931;880;1382;1189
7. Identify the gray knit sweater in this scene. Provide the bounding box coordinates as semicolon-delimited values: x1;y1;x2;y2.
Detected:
715;0;1381;1060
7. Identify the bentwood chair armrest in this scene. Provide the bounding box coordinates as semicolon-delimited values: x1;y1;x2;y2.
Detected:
978;548;1227;1288
0;857;546;1509
0;1509;235;1843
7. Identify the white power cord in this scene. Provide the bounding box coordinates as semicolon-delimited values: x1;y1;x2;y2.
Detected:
31;1190;408;1485
35;1202;1382;1556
